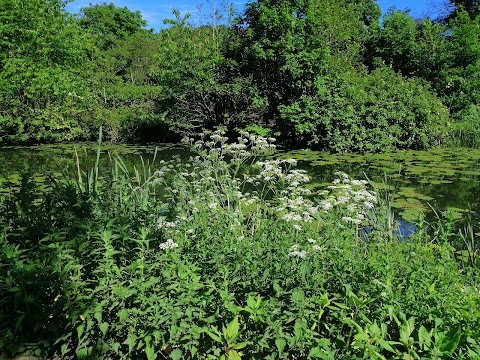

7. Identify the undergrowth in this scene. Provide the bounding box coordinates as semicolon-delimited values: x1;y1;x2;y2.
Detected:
0;131;479;359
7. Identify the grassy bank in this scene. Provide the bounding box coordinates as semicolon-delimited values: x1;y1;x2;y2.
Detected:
0;132;479;359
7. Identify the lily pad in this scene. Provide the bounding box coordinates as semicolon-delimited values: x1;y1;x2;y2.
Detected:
397;187;434;201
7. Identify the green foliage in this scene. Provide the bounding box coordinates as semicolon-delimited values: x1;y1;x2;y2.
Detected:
448;104;480;147
0;0;95;143
441;10;480;113
1;0;479;151
279;66;450;152
154;22;229;134
0;133;479;359
444;0;480;21
233;0;331;137
78;2;150;50
368;7;480;138
373;10;418;75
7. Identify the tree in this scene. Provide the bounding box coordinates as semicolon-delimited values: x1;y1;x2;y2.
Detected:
445;0;479;20
228;0;382;145
372;10;418;75
78;2;149;50
0;0;94;142
231;0;330;143
441;9;480;112
154;12;232;134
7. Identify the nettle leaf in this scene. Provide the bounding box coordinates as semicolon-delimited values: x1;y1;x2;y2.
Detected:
111;342;121;353
292;289;305;302
125;334;138;353
170;348;183;360
275;338;287;354
99;322;109;336
273;281;283;296
145;344;155;360
308;346;324;358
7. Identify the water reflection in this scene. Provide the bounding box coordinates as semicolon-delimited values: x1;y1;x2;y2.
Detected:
362;217;418;242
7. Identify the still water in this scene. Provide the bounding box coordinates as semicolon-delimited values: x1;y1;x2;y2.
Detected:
1;143;479;222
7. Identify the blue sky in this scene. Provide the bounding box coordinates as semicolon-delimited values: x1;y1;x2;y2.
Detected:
65;0;447;31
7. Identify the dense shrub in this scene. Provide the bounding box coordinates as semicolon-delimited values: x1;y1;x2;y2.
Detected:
279;66;450;152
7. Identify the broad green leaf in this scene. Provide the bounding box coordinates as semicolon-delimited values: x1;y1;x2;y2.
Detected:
145;344;155;360
228;349;242;360
94;311;102;324
246;295;256;309
207;330;223;343
232;341;249;350
226;316;240;341
276;338;287;354
377;339;398;353
125;334;138;353
439;327;461;356
308;346;324;358
77;324;85;339
61;343;69;355
292;289;305;302
76;347;89;358
354;332;370;341
418;326;431;349
400;317;415;344
111;342;120;353
370;322;380;336
99;322;109;335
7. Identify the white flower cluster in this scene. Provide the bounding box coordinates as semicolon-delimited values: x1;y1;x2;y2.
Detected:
156;217;178;229
288;244;307;259
277;195;319;223
287;240;324;259
159;238;178;250
187;130;276;163
320;172;377;225
154;132;328;246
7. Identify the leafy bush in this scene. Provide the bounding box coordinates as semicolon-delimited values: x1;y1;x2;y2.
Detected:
279;66;450;152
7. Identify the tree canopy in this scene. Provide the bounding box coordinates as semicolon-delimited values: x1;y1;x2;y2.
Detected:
0;0;479;151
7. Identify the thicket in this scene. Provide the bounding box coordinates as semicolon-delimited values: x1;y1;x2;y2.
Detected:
0;132;479;359
0;0;479;150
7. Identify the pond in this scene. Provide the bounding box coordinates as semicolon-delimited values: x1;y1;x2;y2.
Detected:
274;147;480;221
0;143;479;222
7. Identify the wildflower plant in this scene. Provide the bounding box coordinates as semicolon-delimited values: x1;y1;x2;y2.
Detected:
151;130;322;249
320;172;376;225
